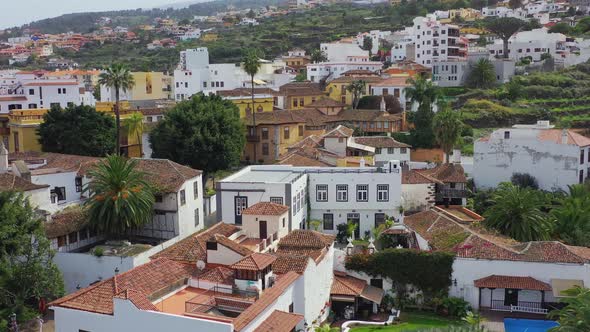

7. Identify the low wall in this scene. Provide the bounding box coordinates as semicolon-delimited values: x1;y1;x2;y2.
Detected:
410;149;445;163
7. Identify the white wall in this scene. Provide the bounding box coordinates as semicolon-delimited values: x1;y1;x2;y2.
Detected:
241;280;298;332
373;147;410;165
32;171;81;207
53;298;233;332
320;43;369;62
401;183;434;212
207;244;245;266
301;246;334;324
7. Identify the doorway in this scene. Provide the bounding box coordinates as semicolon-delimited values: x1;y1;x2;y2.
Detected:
259;220;267;239
504;289;518;306
347;213;360;240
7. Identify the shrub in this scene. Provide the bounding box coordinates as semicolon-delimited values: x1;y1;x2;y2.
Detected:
439;297;471;317
93;247;104;257
336;223;349;244
511;172;539;190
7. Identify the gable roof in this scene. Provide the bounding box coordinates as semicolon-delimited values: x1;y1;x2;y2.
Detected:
331;274;366;296
0;173;49;192
243;110;305;126
197;266;235;284
133;158;202;193
253;310;304;332
474;275;551;291
9;151;100;176
242;202;289;216
353;136;411;148
417;163;467;183
277;230;335;252
277;151;334;167
44;208;88;239
49;258;193;315
271;253;310;274
231;253;277;271
210;234;253;256
323;125;354;138
537;129;590;147
307;98;346;108
402;169;440;185
151;222;241;263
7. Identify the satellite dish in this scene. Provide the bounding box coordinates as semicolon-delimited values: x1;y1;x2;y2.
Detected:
196;260;206;271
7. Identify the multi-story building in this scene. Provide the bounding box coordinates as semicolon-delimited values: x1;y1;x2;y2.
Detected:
431;52;515;87
412;15;467;67
474;121;590;191
355;30;392;55
370;76;411;110
281;49;311;73
326;73;383;105
100;72;173;102
217;88;276;118
277;82;325;110
306;57;384;83
487;28;572;62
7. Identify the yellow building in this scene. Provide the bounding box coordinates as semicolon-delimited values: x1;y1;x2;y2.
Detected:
101;72;173;102
278;82;325;110
440;8;482;23
201;33;219;42
217;88;276;118
326;76;383;106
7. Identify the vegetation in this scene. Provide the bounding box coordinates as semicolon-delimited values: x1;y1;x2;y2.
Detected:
357;95;403;113
549;287;590;331
484;18;527;59
551;184;590;247
150;93;245;174
510;173;539;190
310;49;328;63
315;323;339;332
432;108;463;163
350;312;465;332
406;77;440;148
98;63;135;155
348;80;367;109
467;59;496;89
0;191;64;328
483;183;552;241
38;105;116;157
242;48;263;162
84;155;155;236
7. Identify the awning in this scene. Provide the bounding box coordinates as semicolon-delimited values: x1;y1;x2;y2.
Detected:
474;275;551;291
360;285;384;304
551;279;584;298
331;295;355;302
253;79;266;85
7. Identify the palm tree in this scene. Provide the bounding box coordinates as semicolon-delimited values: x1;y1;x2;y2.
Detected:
551;184;590;246
84;155;155;236
467;58;496;89
123;112;144;157
484;183;552;241
432;108;463;163
549;287;590;331
405;76;439;112
347;80;367;109
310;49;328;63
242;49;262;163
99;64;135;155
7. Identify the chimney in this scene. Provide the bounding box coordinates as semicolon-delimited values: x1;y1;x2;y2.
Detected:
0;141;7;173
562;129;568;145
380;96;386;113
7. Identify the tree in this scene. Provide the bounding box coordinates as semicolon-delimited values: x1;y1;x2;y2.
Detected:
295;70;307;82
347;80;367;109
246;9;256;19
84;155;155;236
485;18;526;59
98;63;135;155
123;112;144;157
362;36;374;56
310;49;327;63
508;0;522;9
551;184;590;247
357;95;403;113
314;324;339;332
150;93;246;173
242;49;262;163
0;191;64;327
37;105;116;157
504;78;522;101
405;76;440;148
510;172;539;189
549;287;590;331
484;183;552;241
467;58;496;89
432;108;463;163
549;23;572;35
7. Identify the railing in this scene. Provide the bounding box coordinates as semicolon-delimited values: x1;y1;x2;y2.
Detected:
184;286;258;314
436;189;468;199
490;300;547;314
511;305;548;314
246;135;260;142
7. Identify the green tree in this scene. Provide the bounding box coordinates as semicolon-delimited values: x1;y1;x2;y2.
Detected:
551;184;590;247
362;36;374;56
150;93;246;173
0;191;64;326
504;78;522;101
242;49;262;163
485;18;526;59
295;70;307;82
549;23;573;35
508;0;522;9
467;58;496;89
37;105;116;157
98;63;135;155
314;324;339;332
432;108;463;163
549;287;590;331
310;49;328;63
405;76;440;148
484;183;552;241
576;17;590;34
347;80;367;109
84;155;155;236
123;112;144;157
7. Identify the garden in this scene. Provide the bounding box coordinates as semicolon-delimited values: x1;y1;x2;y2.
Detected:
350;312;464;332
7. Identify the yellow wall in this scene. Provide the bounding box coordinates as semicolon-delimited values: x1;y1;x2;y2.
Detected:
326;82;371;106
129;72;172;101
287;95;323;110
8;109;47;153
232;97;275;118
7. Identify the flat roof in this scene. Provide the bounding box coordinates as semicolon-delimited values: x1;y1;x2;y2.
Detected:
230;169;301;184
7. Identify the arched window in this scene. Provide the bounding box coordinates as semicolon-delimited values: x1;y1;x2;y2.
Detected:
257;105;263;113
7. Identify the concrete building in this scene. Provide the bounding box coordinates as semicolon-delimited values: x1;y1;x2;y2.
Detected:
320;41;369;62
306;58;384;83
474;121;590;191
431;53;516;87
100;72;173;102
487;28;571;62
412;15;467;67
356;30;392;55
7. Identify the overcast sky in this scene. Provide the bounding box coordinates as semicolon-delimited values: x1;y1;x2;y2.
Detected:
1;0;187;29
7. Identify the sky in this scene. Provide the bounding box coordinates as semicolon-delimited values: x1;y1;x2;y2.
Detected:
1;0;188;29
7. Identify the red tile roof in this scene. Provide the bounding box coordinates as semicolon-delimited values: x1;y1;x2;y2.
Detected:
277;230;335;252
323;125;354;138
44;208;88;239
242;202;290;216
231;253;277;271
211;234;253;256
0;173;49;192
233;271;300;331
253;310;303;332
402;169;440;184
9;151;100;176
307;98;346;108
197;266;235;284
277;151;334;167
418;164;467;183
537;129;590;147
49;258;193;315
134;158;202;193
271;253;310;274
373;76;410;87
331;274;366;296
474;275;551;291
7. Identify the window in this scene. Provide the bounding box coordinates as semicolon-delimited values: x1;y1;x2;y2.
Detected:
203;82;207;88
193;181;199;199
289;303;294;313
155;194;163;203
316;185;328;202
50;103;60;109
323;214;334;230
375;213;386;228
28;88;35;95
370;278;383;289
377;184;389;202
356;184;368;202
180;189;186;205
68;231;78;244
28;103;37;109
261;127;269;140
504;131;510;139
299;98;304;107
298;125;304;137
283;217;286;228
52;187;66;201
400;147;407;154
375;148;382;154
75;176;82;192
580;170;585;184
262;143;269;156
206;241;217;250
293;99;298;108
284;127;290;139
336;185;348;202
270;197;283;205
147;116;153;122
581;149;585;165
194;208;200;227
387;147;395;154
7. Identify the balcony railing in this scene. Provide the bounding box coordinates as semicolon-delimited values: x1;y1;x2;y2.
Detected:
246;135;260;142
489;300;548;314
436;189;468;199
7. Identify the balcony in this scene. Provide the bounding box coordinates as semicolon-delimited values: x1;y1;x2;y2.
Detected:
436;188;468;200
246;135;260;142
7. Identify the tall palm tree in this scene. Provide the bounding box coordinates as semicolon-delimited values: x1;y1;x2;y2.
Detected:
99;64;135;155
484;183;552;241
242;49;262;163
405;76;439;112
549;287;590;332
467;58;496;89
551;184;590;246
310;49;328;63
123;112;144;157
347;80;367;109
84;155;154;236
432;108;463;163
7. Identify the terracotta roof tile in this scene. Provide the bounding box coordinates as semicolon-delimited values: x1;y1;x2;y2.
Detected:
253;310;303;332
307;98;346;108
44;208;88;239
198;266;235;284
373;76;410;87
323;125;354;138
212;234;253;257
474;275;551;291
324;109;403;123
402;169;439;185
271;254;310;274
277;151;334;167
0;173;49;192
133;159;202;193
277;230;335;252
537;129;590;147
331;274;366;296
243;110;306;126
418;164;467;183
231;253;277;271
353;136;411;148
242;202;289;216
233;271;300;331
9;151;100;176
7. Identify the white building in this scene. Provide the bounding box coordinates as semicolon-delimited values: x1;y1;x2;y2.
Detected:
0;79;83;113
320;41;369;62
306;57;383;83
217;162;403;239
180;28;201;41
356;30;392;55
389;27;415;62
412;15;467;67
474;121;590;191
487;28;570;61
370;76;411;110
481;6;528;19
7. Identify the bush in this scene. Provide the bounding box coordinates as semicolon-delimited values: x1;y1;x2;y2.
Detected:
336;223;348;244
93;247;104;257
511;172;539;189
439;297;471;317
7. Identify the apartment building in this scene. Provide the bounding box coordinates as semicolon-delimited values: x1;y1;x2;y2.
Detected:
306;58;384;83
100;72;173;102
474;121;590;191
412;15;467;67
487;28;572;62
